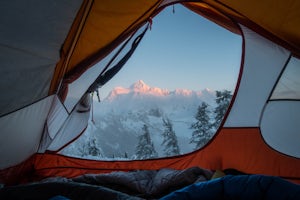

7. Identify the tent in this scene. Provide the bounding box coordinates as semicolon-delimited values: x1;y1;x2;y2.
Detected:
1;0;300;188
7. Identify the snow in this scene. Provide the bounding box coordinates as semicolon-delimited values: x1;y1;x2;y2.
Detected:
61;80;218;160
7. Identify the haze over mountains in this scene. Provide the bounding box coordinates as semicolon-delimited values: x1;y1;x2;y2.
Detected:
62;80;217;159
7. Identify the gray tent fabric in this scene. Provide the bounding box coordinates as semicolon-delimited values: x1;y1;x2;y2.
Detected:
0;0;82;116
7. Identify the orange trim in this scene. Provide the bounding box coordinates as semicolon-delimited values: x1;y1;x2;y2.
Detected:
49;0;93;95
32;128;300;184
0;155;36;185
182;2;241;35
2;128;300;185
204;0;300;57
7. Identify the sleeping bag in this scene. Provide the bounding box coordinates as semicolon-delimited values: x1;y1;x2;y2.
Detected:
160;175;300;200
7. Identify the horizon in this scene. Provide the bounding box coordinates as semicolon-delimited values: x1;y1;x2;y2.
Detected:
97;4;242;100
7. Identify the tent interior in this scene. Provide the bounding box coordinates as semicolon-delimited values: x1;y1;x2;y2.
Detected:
1;0;300;199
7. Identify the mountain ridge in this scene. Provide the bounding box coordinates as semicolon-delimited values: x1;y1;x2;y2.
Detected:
105;80;215;103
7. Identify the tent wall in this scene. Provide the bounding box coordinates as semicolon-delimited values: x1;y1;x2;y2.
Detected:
0;155;36;185
224;26;290;127
271;57;300;99
261;101;300;158
0;96;53;169
45;95;91;152
32;128;300;184
0;0;83;116
3;128;300;184
37;94;90;153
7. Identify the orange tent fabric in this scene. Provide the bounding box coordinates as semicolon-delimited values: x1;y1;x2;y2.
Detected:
1;0;300;186
29;128;300;184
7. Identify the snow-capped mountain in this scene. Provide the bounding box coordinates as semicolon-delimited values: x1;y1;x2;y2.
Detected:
106;80;213;101
106;80;168;102
62;80;217;160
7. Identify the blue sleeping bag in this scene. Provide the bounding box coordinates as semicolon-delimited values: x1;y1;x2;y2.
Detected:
160;175;300;200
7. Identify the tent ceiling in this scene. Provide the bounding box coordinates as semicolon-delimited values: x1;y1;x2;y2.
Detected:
0;0;83;116
49;0;162;95
1;0;300;116
206;0;300;54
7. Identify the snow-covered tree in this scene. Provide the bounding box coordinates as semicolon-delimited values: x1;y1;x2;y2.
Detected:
124;152;128;158
190;102;213;149
213;90;232;129
135;124;158;159
80;137;103;158
161;117;180;156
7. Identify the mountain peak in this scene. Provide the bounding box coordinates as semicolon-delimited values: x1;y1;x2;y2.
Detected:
130;80;150;92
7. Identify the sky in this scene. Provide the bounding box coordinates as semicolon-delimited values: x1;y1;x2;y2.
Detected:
99;4;242;99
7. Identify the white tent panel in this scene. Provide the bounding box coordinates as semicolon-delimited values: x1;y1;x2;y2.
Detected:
47;95;68;139
46;99;91;151
261;101;300;158
64;62;107;112
271;56;300;100
63;39;127;112
224;26;290;127
0;96;53;169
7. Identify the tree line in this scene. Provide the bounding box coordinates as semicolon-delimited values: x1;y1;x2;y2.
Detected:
78;90;232;159
135;90;232;159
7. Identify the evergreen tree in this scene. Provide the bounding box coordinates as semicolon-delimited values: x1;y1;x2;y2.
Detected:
213;90;232;129
161;117;180;156
135;124;158;159
80;138;102;157
124;152;128;158
190;102;213;149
